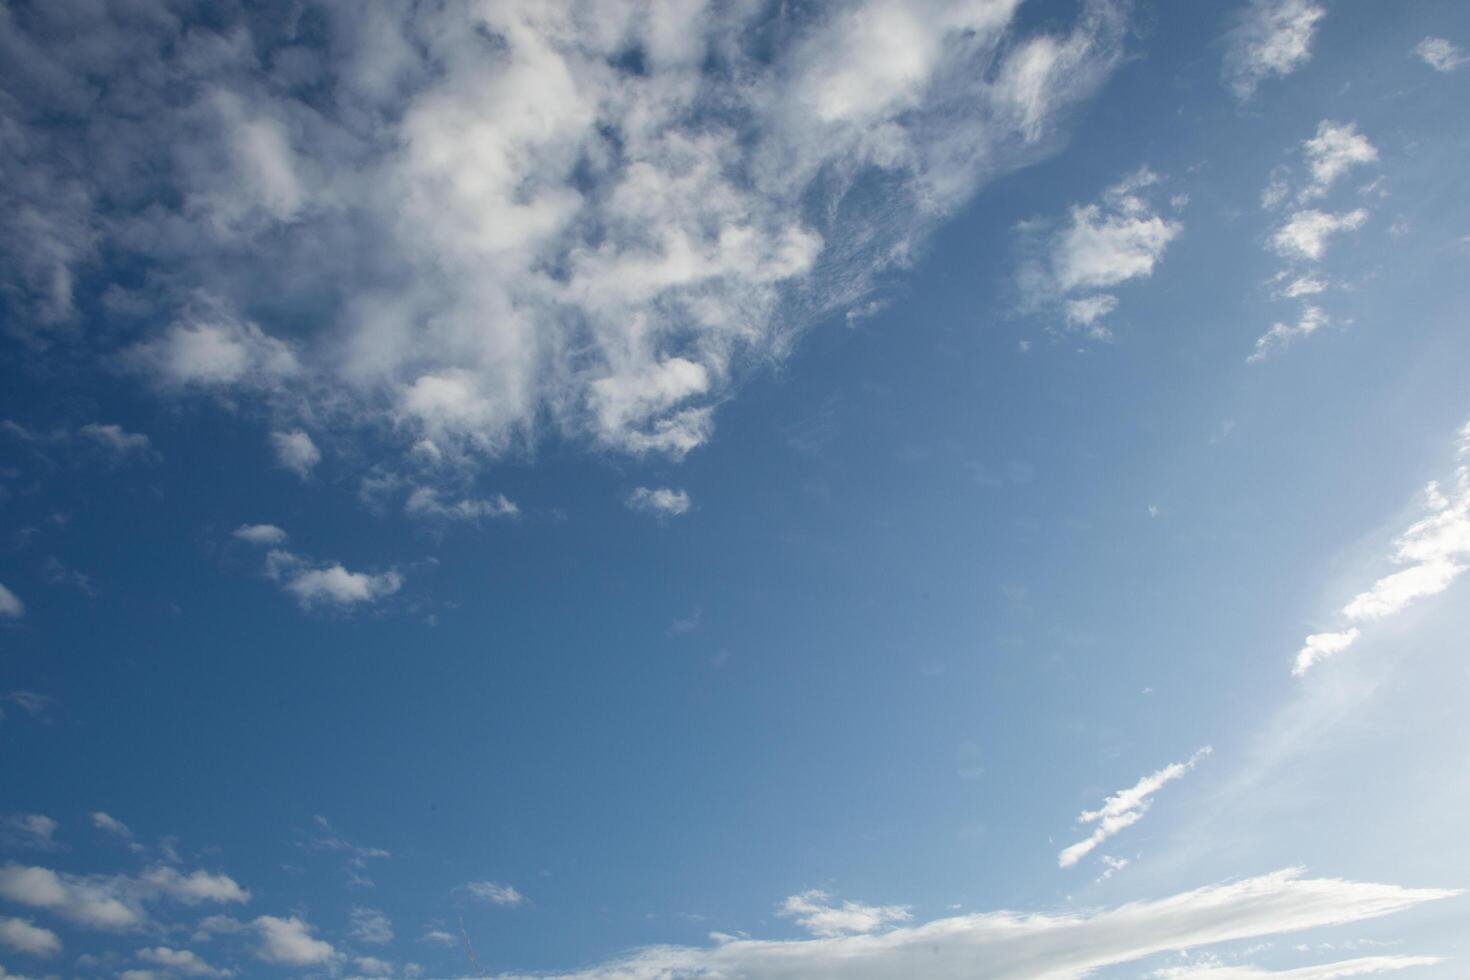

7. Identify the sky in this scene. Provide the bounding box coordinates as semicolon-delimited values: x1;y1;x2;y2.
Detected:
2;0;1470;977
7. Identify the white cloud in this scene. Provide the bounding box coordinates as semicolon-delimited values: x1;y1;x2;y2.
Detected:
138;946;233;977
1095;855;1130;882
78;423;152;459
1270;209;1368;261
1279;275;1326;298
254;915;336;966
477;869;1454;979
1247;305;1328;363
231;524;287;546
422;928;457;947
90;812;134;842
1415;37;1467;72
778;890;912;938
0;863;247;934
1292;421;1470;675
1222;0;1327;100
404;487;519;522
269;430;320;480
0;0;1127;470
1154;955;1443;979
1300;122;1378;201
1;815;57;850
138;867;250;906
349;906;393;945
466;881;524;908
0;916;61;957
626;487;692;518
1058;747;1211;869
0;584;24;619
1018;168;1180;336
354;955;394;976
262;550;402;610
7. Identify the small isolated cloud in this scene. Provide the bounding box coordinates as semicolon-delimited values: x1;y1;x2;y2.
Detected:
1270;209;1367;261
137;946;233;977
1017;168;1181;338
1292;421;1470;675
1;691;52;721
1096;855;1130;883
1222;0;1327;100
349;907;393;945
1058;748;1212;869
263;551;401;611
625;486;692;518
779;890;912;937
354;955;394;976
1154;954;1442;978
1415;37;1467;72
1;815;58;850
1300;122;1378;200
466;881;524;908
1247;305;1328;363
269;430;320;480
232;524;288;546
92;813;143;853
421;928;456;947
404;487;519;522
0;915;61;957
254;915;336;966
78;424;153;459
0;583;25;619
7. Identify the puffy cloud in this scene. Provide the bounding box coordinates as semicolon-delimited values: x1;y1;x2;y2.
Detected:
1247;305;1328;363
1222;0;1327;100
1270;209;1367;261
404;488;519;522
1415;37;1466;72
1292;421;1470;674
1017;169;1181;337
1058;748;1211;869
0;916;61;957
137;946;233;977
476;869;1454;979
0;583;25;619
0;863;247;932
466;881;524;907
269;430;320;480
231;524;287;546
1300;122;1378;200
348;906;393;945
778;890;911;938
1154;955;1443;979
625;487;692;518
262;550;401;610
254;914;336;966
0;815;57;850
0;0;1126;471
354;955;394;976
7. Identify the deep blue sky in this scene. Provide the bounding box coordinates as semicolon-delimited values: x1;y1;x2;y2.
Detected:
2;1;1470;978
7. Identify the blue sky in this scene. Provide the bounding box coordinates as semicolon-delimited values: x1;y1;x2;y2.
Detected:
2;0;1470;977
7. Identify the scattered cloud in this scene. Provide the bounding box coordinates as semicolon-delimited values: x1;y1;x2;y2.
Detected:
77;424;153;460
1415;37;1466;72
348;907;393;945
1300;122;1378;201
1292;421;1470;675
1017;168;1181;338
0;692;52;722
0;815;58;851
125;315;299;392
404;487;519;522
482;869;1454;978
137;946;234;978
0;584;26;619
0;916;61;957
1058;747;1211;869
262;550;401;611
625;487;692;518
1247;305;1329;363
254;914;337;967
231;524;287;546
0;863;246;932
1222;0;1327;100
269;430;320;480
1270;209;1368;262
1096;855;1130;882
466;881;524;908
778;890;912;938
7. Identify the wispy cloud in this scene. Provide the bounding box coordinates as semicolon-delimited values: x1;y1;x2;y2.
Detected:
1222;0;1327;100
1058;747;1211;869
1153;955;1443;979
777;890;911;938
1293;421;1470;675
466;881;524;908
626;487;692;518
1414;37;1467;72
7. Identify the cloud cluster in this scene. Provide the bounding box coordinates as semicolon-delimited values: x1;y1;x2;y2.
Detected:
777;890;911;938
0;0;1126;477
1016;169;1182;339
234;525;401;610
0;863;248;932
1058;747;1211;869
1293;421;1470;675
1222;0;1327;100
